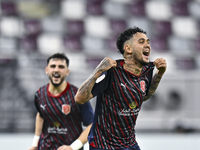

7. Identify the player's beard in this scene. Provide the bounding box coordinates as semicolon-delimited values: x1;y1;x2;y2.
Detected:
49;76;65;87
134;53;149;66
140;59;149;66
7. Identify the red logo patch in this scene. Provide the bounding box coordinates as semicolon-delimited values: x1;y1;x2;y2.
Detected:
90;142;96;148
62;104;71;115
140;80;145;92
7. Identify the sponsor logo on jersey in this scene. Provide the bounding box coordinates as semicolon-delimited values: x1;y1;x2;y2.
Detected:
48;126;68;134
62;104;71;115
118;108;140;116
120;83;127;89
40;104;46;110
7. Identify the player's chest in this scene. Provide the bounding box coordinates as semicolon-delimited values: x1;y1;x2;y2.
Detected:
39;96;76;118
113;74;148;96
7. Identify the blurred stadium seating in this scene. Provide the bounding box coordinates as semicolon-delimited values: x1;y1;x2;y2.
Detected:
0;0;200;134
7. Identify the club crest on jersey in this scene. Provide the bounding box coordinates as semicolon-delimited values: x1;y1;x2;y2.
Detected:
140;80;145;92
62;104;71;115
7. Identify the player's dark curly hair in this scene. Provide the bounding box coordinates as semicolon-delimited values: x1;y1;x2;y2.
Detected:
116;26;147;55
47;53;69;67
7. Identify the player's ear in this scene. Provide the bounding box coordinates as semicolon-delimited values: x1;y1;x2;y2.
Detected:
45;66;48;74
66;69;70;76
124;44;132;53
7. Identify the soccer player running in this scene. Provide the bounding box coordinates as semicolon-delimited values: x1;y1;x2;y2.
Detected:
75;27;167;150
29;53;94;150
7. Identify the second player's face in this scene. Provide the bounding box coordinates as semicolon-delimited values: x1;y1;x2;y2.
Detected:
46;58;69;87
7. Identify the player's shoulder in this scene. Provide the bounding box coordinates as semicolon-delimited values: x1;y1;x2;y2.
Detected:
39;83;48;90
35;83;48;94
116;59;124;65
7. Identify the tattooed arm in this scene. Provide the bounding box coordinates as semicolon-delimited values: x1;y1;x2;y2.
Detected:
144;71;162;101
75;57;117;104
144;58;167;101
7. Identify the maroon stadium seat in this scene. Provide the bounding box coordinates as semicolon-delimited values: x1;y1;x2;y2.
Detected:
105;37;118;52
20;35;38;52
0;1;18;16
172;1;189;16
110;19;127;37
150;36;169;52
175;57;196;70
193;38;200;52
24;19;42;36
66;20;85;36
63;35;82;52
129;0;146;16
152;21;172;36
86;0;105;15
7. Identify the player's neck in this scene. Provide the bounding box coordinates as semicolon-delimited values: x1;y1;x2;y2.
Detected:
123;63;142;75
48;81;67;96
123;60;142;75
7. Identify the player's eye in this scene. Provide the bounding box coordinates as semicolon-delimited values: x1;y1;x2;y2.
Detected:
59;65;65;69
50;65;56;68
139;40;144;43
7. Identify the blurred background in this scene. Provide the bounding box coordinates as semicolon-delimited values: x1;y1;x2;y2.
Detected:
0;0;200;149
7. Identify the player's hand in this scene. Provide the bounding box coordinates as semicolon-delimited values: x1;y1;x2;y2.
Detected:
57;145;73;150
96;57;117;73
28;146;37;150
153;58;167;76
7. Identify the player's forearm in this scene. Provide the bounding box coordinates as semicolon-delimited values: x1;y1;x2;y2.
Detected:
35;113;44;135
75;58;115;104
75;69;102;104
77;124;92;144
31;113;44;148
68;124;92;150
144;71;162;101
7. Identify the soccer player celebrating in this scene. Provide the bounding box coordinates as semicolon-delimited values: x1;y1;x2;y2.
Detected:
75;27;167;150
29;53;94;150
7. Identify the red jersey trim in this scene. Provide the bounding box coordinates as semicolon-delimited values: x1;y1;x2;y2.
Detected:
47;82;70;98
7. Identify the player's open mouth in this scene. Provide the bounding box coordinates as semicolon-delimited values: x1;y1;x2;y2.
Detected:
53;74;61;78
143;50;150;57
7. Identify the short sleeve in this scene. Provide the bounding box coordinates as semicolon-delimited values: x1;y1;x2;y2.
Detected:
79;101;94;126
34;93;44;118
91;70;112;97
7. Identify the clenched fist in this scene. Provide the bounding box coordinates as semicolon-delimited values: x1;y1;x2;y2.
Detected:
153;58;167;76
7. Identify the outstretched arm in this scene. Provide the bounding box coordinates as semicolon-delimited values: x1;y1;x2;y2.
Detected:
75;57;117;104
144;58;167;101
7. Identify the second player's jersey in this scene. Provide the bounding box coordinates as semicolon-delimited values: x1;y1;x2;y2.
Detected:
35;82;94;150
89;59;154;149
